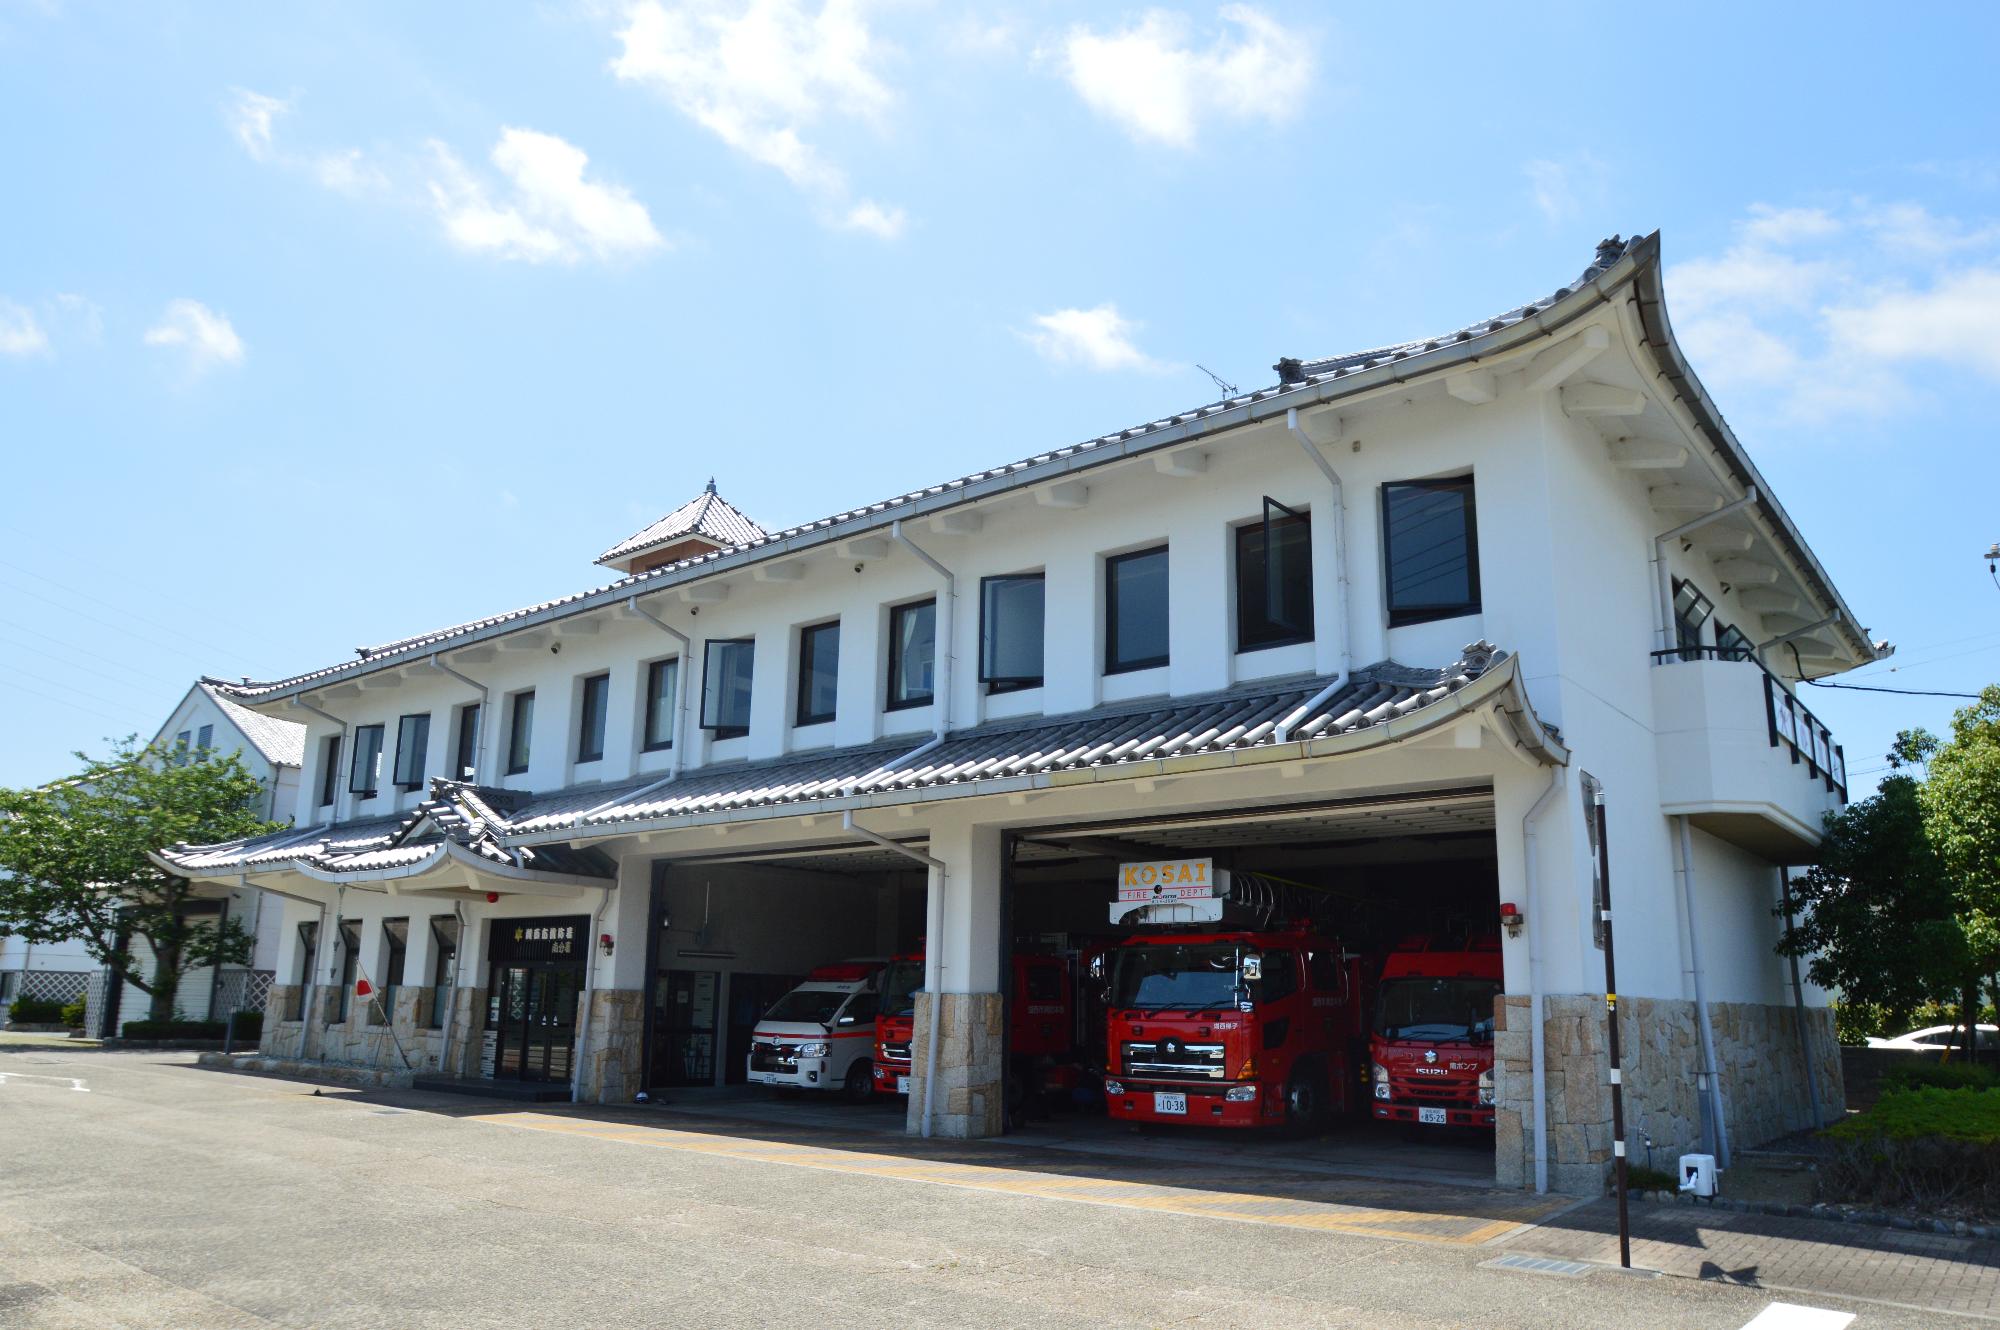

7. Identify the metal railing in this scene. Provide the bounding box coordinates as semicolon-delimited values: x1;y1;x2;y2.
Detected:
1650;648;1847;803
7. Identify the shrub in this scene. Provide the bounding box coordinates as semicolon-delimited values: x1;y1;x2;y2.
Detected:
1624;1166;1678;1192
1821;1087;2000;1212
119;1019;227;1040
227;1010;263;1042
59;999;86;1028
1882;1061;1999;1094
7;996;64;1024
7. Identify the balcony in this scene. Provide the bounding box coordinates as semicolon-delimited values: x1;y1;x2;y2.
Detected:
1650;647;1847;861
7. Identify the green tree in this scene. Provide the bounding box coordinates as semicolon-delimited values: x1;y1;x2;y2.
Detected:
1779;732;1967;1037
1923;686;2000;1052
0;737;280;1025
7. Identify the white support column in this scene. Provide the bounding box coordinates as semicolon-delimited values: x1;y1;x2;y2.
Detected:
906;814;1006;1139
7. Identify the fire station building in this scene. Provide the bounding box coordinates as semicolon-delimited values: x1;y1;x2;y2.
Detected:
157;233;1880;1196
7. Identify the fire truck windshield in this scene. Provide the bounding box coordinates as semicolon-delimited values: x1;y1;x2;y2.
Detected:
879;961;923;1019
1111;943;1242;1011
1374;977;1501;1043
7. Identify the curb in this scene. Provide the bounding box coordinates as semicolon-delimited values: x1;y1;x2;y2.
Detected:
1620;1188;1997;1239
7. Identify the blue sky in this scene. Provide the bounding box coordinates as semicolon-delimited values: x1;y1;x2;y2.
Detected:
2;1;1997;794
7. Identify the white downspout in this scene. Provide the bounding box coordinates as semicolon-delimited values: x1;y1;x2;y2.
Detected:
1522;765;1565;1194
428;654;491;780
1651;489;1759;654
289;696;350;824
1277;407;1351;742
1674;815;1731;1167
843;812;947;1138
626;595;691;781
570;883;616;1105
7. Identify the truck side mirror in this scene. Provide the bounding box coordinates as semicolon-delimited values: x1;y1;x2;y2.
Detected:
1241;953;1263;980
1087;955;1105;980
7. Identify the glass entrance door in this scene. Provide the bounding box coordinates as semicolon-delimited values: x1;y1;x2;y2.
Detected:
489;963;582;1082
648;970;719;1088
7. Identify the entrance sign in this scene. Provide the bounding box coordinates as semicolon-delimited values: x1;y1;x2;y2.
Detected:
1116;858;1217;902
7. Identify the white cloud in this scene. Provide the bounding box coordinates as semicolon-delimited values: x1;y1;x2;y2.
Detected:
1023;304;1165;373
0;299;48;356
143;299;245;374
1524;153;1608;224
228;88;288;161
427;128;664;264
1668;200;2000;422
1059;5;1312;149
839;198;905;239
610;0;904;236
228;88;389;196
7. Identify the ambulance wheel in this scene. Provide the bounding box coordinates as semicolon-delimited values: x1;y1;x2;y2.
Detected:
1284;1063;1327;1134
843;1061;874;1102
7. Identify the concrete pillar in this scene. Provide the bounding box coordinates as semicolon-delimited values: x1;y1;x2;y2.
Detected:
1041;552;1096;715
1170;518;1230;696
905;816;1006;1139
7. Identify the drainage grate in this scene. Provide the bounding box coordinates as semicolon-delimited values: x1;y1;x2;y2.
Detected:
1481;1254;1597;1278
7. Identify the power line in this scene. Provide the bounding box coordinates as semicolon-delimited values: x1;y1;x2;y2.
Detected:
0;557;267;661
0;578;221;670
0;678;138;729
0;633;186;701
1802;678;1983;699
0;617;175;687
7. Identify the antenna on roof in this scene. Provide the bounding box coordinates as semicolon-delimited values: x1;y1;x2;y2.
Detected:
1195;363;1238;397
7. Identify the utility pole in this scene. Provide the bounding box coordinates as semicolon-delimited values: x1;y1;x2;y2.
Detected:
1593;781;1632;1268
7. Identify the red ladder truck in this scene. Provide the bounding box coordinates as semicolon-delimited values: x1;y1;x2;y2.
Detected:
1090;859;1368;1131
873;949;1079;1117
1367;935;1502;1129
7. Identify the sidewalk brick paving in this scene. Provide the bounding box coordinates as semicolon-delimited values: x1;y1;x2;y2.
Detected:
1502;1198;2000;1319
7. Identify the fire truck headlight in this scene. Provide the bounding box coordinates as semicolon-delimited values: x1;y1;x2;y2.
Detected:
797;1042;830;1058
1102;1079;1123;1096
1224;1085;1258;1103
1372;1062;1391;1101
1477;1067;1495;1106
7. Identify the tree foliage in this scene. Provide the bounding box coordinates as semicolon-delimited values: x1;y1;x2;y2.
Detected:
0;736;280;1023
1925;686;2000;989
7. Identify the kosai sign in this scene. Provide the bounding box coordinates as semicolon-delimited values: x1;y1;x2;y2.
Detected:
1116;858;1218;902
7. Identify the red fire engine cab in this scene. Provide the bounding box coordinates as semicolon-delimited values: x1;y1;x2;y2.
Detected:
1091;859;1367;1131
1368;935;1502;1129
873;949;1078;1116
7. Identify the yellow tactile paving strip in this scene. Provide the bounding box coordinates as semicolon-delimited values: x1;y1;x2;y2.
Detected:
467;1110;1569;1246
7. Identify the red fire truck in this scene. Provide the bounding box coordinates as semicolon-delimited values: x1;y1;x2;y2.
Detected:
873;950;1078;1118
1367;936;1502;1129
1092;860;1367;1130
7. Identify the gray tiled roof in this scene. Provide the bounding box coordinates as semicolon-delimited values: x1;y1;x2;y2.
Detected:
597;481;769;566
164;646;1534;877
203;685;306;768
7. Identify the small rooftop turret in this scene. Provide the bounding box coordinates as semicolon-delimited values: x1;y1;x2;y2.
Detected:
596;478;768;577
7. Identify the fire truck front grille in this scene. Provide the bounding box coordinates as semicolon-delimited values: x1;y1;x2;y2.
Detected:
1121;1041;1226;1079
1387;1072;1477;1106
750;1042;799;1072
879;1041;911;1064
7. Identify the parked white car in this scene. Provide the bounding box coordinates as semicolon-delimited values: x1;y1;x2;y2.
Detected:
1866;1023;2000;1051
745;963;882;1100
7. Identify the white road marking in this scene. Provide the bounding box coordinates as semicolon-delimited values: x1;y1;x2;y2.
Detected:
0;1071;91;1091
1738;1303;1856;1330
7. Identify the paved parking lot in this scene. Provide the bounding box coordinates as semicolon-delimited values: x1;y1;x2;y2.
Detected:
0;1047;1974;1328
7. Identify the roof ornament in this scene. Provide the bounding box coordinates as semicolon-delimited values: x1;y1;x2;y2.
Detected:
1453;640;1501;681
705;476;717;494
1273;357;1307;387
1595;235;1627;266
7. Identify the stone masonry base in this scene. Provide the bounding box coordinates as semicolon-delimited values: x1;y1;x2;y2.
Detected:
1496;992;1843;1195
906;991;1004;1139
579;988;646;1104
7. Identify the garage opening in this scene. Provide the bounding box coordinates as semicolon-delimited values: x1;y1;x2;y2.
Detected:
999;785;1502;1182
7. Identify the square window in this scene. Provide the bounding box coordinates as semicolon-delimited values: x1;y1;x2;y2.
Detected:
577;673;610;763
643;658;679;751
1384;477;1481;627
506;692;535;775
393;713;430;790
796;620;840;726
886;600;936;711
1105;545;1169;674
701;638;755;738
1235;501;1314;651
1716;622;1754;662
349;724;384;797
980;573;1045;692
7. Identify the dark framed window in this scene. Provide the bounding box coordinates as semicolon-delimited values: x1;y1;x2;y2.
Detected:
577;672;610;763
173;730;191;765
700;638;755;738
980;573;1045;693
1715;621;1754;662
393;713;430;790
886;599;936;711
1105;545;1169;674
1383;477;1481;627
377;918;409;1025
349;724;384;797
317;734;341;808
335;920;361;1022
296;920;319;989
452;703;480;779
427;915;459;1029
796;620;840;726
195;723;214;753
1673;578;1715;657
1235;500;1314;651
506;692;535;774
643;658;679;751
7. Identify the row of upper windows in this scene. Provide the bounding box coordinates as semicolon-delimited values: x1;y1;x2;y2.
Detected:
313;478;1480;801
